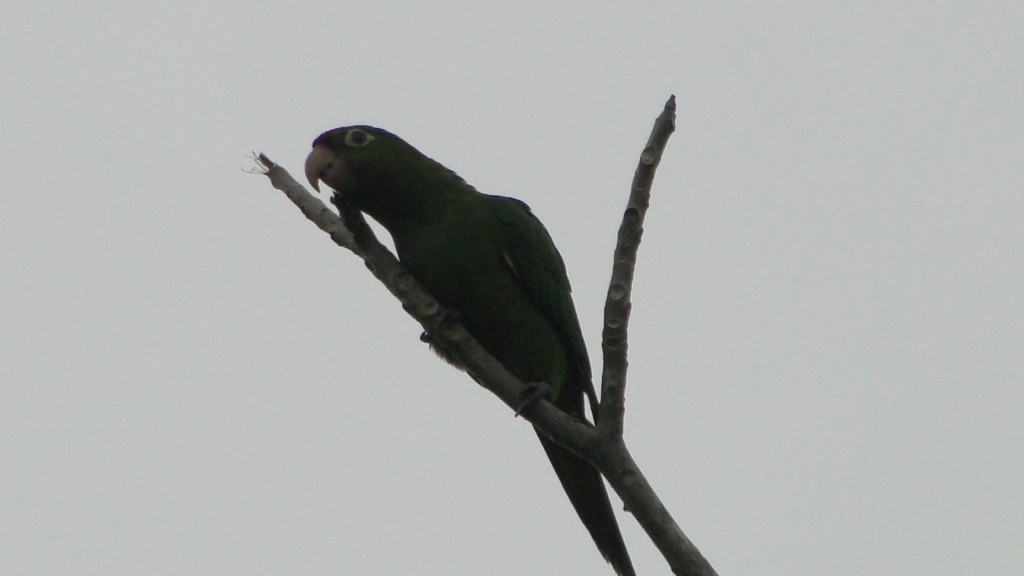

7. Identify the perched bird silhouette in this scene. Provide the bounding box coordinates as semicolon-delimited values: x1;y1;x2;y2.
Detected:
306;126;634;575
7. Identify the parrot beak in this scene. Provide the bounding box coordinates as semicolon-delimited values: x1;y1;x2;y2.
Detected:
304;145;335;193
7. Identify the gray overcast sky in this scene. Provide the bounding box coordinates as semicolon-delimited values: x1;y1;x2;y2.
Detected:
3;1;1022;574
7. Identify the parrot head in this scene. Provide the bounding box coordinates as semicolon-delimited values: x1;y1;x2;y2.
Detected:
304;125;472;227
304;125;405;195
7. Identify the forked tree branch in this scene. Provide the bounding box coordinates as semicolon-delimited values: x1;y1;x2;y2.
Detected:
591;97;715;576
254;96;716;576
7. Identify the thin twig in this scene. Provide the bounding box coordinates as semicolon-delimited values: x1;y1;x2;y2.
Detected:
256;153;355;250
590;96;718;576
598;95;677;437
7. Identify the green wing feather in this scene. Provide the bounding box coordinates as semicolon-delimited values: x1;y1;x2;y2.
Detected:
485;195;634;575
485;195;599;419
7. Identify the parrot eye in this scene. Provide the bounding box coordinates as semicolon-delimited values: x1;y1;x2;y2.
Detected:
345;129;375;147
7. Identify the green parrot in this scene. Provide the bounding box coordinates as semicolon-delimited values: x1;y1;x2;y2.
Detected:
305;126;634;576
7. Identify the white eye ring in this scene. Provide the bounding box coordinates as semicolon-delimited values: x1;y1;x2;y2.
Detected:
345;129;375;147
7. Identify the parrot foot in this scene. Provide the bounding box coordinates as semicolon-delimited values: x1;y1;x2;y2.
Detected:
514;381;552;417
420;307;467;369
419;307;464;344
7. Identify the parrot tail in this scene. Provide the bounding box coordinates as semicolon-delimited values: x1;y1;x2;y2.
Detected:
536;432;636;576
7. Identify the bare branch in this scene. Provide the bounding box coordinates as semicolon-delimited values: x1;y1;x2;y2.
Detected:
596;440;718;576
587;96;717;576
254;153;356;250
598;95;677;435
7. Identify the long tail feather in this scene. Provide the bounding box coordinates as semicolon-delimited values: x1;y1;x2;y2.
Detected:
536;432;635;576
